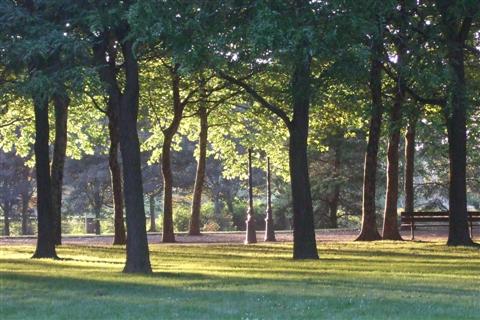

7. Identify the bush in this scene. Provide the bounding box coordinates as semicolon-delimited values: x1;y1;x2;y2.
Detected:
202;221;220;232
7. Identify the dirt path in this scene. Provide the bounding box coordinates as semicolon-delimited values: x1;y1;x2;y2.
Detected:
1;228;473;246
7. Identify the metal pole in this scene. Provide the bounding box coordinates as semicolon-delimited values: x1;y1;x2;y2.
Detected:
264;157;276;241
245;148;257;244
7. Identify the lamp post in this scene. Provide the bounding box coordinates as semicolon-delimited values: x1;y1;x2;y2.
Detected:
245;148;257;244
264;157;276;241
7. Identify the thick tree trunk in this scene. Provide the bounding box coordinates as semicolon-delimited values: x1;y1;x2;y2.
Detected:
404;119;416;213
108;108;127;245
436;1;476;246
32;98;57;259
118;39;151;273
3;203;11;236
161;135;176;242
290;53;318;259
149;194;157;232
445;41;473;246
51;92;69;245
189;106;208;236
93;34;150;271
356;33;384;241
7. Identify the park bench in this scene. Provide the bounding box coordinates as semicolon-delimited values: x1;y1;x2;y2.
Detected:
400;211;480;240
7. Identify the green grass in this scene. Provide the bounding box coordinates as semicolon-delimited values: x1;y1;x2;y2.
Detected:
1;241;479;319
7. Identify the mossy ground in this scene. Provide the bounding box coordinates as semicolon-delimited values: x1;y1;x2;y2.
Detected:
1;241;479;319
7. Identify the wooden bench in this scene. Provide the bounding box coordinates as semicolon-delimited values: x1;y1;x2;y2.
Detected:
400;211;480;240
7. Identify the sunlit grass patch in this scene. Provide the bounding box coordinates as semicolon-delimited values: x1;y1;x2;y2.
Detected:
1;241;479;319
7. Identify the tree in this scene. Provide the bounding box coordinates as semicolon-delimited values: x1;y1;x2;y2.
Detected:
89;2;152;271
51;88;70;245
381;1;410;241
356;23;384;241
435;0;479;246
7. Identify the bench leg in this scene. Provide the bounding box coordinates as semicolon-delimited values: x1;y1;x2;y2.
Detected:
470;220;473;239
411;222;415;240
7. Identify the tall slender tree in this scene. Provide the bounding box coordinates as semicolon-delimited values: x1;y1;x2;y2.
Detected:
356;24;384;241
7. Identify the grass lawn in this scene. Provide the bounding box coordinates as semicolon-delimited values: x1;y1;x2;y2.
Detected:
1;241;479;319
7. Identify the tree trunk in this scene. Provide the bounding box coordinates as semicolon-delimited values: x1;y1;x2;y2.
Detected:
290;53;318;259
189;105;208;236
94;204;102;235
32;97;57;259
444;36;472;246
3;203;11;236
328;140;341;229
118;39;151;273
161;66;184;243
436;1;476;246
226;197;234;217
382;103;403;240
382;2;408;241
21;191;31;235
356;31;384;241
161;134;176;242
328;189;340;229
404;118;416;213
51;92;69;245
149;194;157;232
93;34;150;271
108;107;127;245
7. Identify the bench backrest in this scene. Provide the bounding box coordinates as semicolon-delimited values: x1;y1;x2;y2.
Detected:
401;211;480;222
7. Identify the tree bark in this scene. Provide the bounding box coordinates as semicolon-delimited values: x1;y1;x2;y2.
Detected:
94;34;151;272
3;203;11;236
51;92;69;245
382;1;408;241
161;65;185;243
356;30;384;241
21;190;31;235
189;105;208;236
161;134;175;242
404;118;416;213
382;102;403;240
328;188;340;229
149;194;157;232
436;1;476;246
107;105;126;245
290;53;318;259
118;39;151;272
328;139;341;229
32;97;57;259
94;207;101;235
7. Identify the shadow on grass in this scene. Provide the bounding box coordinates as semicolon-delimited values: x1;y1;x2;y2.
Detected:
1;269;478;320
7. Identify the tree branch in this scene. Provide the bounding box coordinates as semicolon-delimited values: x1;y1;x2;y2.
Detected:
0;117;32;128
382;64;446;106
216;70;292;128
85;91;107;114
